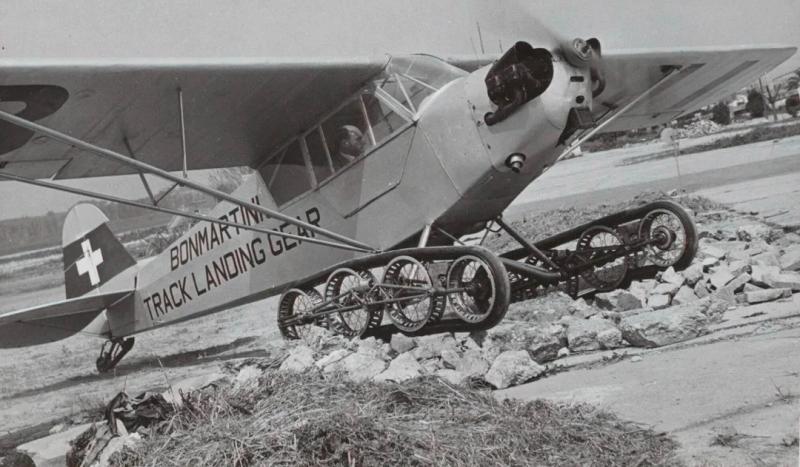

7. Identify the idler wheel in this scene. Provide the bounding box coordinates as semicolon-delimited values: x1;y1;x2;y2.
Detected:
278;288;325;340
382;256;445;332
324;268;383;338
637;201;698;269
576;225;629;291
446;254;506;324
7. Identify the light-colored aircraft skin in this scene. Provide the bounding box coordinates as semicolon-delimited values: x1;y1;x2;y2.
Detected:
0;1;795;359
110;55;589;337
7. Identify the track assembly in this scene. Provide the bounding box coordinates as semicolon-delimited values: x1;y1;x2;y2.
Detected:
278;200;697;341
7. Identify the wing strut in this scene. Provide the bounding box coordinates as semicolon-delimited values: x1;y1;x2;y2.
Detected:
0;171;374;254
0;109;378;253
554;66;683;164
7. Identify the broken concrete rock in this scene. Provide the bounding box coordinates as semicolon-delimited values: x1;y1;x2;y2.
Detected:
736;223;772;242
522;326;564;363
694;280;711;298
324;352;387;382
356;337;392;361
751;251;781;268
594;290;643;311
765;272;800;292
597;327;625;350
708;267;734;290
725;273;752;293
484;350;545;389
374;352;423;382
647;294;671;310
435;369;468;385
567;318;621;352
660;267;685;287
682;264;704;286
619;302;710;347
750;265;781;287
745;288;792;304
390;333;416;354
672;286;699;305
279;345;316;373
440;348;462;369
412;333;457;360
653;282;680;296
779;244;800;271
315;348;352;369
455;348;490;378
700;244;726;260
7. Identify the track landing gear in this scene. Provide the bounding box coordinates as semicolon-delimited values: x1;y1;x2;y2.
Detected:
96;337;135;373
277;200;698;340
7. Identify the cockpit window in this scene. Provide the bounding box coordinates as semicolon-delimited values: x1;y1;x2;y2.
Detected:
259;55;466;207
386;55;468;112
305;127;333;184
260;140;311;206
321;98;371;171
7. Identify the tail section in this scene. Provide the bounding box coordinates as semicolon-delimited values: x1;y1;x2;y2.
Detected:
62;204;136;298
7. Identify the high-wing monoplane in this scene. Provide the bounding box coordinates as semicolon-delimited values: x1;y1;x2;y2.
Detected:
0;3;794;372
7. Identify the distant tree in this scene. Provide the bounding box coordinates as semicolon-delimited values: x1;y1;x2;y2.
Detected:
711;101;731;125
745;89;766;118
787;71;800;118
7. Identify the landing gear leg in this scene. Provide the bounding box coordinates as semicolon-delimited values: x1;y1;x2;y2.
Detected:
96;337;135;373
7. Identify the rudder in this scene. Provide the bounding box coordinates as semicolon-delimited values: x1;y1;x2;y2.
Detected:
62;203;136;298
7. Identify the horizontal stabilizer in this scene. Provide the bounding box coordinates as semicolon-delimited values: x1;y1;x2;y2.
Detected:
0;290;131;348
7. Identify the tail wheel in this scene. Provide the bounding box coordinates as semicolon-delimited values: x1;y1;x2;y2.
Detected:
446;253;510;325
324;268;383;338
278;288;325;340
382;256;445;332
638;201;698;270
577;225;629;291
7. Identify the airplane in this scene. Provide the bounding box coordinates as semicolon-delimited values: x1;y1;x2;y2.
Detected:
0;2;795;373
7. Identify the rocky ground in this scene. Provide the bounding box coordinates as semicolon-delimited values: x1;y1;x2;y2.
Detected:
5;196;799;466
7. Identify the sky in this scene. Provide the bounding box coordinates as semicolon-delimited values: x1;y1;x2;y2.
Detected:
0;0;798;220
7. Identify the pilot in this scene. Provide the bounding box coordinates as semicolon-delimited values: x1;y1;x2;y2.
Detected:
335;125;366;167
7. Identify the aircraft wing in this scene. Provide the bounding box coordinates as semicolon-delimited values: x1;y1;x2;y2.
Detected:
593;45;797;132
0;290;131;347
0;57;386;180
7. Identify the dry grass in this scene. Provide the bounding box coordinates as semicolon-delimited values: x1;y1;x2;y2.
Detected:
114;372;679;466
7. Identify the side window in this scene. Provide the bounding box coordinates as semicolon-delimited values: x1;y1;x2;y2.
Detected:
362;93;406;143
305;127;333;184
321;99;370;171
260;140;311;205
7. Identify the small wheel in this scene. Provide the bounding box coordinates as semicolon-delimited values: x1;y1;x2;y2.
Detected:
577;225;629;291
382;256;445;332
638;201;698;269
324;268;383;338
278;288;325;340
446;254;508;324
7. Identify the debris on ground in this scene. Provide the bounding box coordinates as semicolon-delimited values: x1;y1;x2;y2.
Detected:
103;372;679;466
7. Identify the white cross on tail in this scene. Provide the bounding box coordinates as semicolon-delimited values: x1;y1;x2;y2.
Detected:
76;239;104;286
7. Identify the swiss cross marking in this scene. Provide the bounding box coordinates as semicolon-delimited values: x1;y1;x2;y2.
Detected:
76;239;104;286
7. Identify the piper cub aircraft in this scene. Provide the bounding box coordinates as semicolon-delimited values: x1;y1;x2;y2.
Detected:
0;7;794;373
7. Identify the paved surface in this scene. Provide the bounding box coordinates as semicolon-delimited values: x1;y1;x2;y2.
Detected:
499;298;800;466
509;135;800;228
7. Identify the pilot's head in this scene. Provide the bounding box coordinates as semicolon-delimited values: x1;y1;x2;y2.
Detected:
337;125;366;158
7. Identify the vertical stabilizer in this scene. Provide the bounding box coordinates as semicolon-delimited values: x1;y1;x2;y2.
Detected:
62;204;136;298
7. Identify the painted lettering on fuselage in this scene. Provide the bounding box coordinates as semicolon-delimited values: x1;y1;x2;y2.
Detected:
145;203;322;321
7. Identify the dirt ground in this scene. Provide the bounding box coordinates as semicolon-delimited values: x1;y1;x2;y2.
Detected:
1;133;800;464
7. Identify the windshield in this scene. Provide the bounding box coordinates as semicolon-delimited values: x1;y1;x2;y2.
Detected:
376;55;468;114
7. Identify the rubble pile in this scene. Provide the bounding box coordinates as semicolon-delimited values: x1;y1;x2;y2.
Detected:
674;119;722;139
